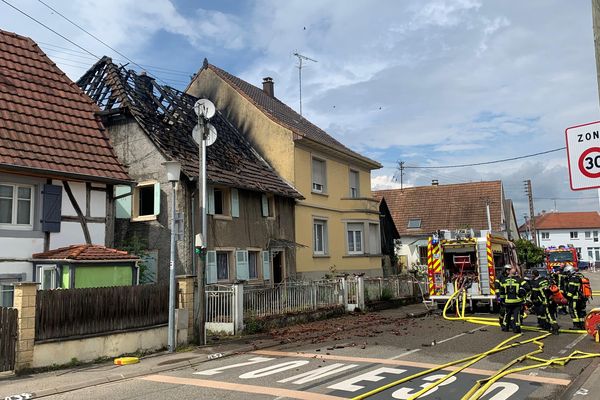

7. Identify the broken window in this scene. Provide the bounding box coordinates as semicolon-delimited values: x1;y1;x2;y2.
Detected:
131;181;160;221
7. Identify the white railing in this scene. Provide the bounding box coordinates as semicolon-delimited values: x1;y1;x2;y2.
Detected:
205;285;235;336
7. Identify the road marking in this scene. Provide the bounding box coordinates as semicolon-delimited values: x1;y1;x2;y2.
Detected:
140;375;346;400
390;349;421;359
252;350;571;386
566;334;587;349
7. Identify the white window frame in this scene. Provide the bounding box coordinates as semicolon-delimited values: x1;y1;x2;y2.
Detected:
346;222;364;255
311;157;327;194
541;232;550;240
0;183;34;230
132;180;159;221
349;169;360;198
570;231;578;240
585;231;592;239
37;264;57;290
313;218;328;255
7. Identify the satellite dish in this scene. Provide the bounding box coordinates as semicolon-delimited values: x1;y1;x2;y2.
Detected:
194;99;215;119
192;123;218;146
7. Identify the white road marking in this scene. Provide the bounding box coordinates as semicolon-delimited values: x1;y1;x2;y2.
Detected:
566;334;587;349
437;327;483;344
390;349;421;359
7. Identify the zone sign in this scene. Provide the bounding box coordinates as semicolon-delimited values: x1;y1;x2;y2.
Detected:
565;120;600;190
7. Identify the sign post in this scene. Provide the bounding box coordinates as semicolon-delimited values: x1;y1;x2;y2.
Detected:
565;120;600;190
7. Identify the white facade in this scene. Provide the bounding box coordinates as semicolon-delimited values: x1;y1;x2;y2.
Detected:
536;228;600;263
0;172;108;304
395;235;429;270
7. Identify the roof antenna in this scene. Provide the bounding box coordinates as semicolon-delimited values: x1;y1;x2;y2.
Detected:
293;52;317;116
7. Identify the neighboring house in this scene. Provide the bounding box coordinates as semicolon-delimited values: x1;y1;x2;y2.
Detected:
32;245;139;289
187;60;383;279
0;30;131;305
374;181;519;269
519;211;600;264
78;57;302;285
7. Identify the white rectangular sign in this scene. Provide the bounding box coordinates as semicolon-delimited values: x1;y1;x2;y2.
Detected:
565;120;600;190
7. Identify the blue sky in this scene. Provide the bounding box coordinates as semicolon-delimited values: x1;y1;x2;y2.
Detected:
2;0;600;223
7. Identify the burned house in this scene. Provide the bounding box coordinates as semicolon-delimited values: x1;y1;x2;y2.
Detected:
78;57;302;284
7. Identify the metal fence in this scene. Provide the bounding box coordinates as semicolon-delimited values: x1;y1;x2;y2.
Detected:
364;276;417;302
244;280;342;319
205;285;235;324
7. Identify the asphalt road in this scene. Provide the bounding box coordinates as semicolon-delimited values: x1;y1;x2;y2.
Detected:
16;271;600;400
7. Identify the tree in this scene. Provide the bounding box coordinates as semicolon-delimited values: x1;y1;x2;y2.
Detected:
515;239;545;269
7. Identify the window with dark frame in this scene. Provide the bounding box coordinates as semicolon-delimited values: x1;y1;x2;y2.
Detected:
418;246;428;265
217;252;229;281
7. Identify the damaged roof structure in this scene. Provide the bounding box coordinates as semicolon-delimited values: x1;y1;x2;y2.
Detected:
77;56;302;199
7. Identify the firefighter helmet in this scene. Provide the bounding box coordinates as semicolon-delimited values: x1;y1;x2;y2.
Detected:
563;265;575;274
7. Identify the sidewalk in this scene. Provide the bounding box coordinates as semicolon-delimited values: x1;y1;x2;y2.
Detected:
0;301;431;399
561;357;600;399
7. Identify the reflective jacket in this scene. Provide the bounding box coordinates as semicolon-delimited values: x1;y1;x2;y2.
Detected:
495;274;508;301
500;277;527;304
530;276;550;305
566;272;584;300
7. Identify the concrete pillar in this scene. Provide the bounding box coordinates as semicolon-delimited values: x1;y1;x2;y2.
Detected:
339;276;348;309
13;282;37;371
177;275;196;342
232;282;244;334
357;276;365;311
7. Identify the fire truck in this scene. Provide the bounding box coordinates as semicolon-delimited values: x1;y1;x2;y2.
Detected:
544;245;578;272
427;229;518;309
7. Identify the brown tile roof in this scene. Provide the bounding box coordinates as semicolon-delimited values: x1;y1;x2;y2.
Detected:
519;212;600;231
32;244;139;261
199;60;381;169
0;30;129;183
78;57;302;199
373;181;504;236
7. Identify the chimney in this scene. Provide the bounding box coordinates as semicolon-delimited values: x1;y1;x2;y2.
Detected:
432;179;439;186
262;77;274;98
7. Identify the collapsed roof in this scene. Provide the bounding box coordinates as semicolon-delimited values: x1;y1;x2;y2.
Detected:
77;57;302;199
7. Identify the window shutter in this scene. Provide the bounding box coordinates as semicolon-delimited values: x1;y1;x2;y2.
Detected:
206;251;217;284
207;187;215;215
114;185;131;219
153;182;161;215
41;184;62;232
261;194;268;217
231;189;239;218
262;251;270;281
236;250;249;280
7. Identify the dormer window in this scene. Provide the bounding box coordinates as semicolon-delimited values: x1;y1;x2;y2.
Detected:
408;218;421;229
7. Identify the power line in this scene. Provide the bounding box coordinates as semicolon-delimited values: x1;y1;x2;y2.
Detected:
0;0;98;58
404;147;566;169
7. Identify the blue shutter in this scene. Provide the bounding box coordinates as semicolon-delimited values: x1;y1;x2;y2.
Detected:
41;184;62;232
236;250;249;280
114;185;131;219
231;189;239;218
206;251;217;284
153;182;161;215
261;194;268;217
262;251;270;281
207;187;215;215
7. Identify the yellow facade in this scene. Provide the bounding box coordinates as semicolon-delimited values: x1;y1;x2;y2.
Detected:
187;68;382;278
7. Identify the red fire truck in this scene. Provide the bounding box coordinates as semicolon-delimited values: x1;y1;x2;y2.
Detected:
544;245;578;272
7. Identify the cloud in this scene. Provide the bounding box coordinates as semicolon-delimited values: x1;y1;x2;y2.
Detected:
371;174;405;190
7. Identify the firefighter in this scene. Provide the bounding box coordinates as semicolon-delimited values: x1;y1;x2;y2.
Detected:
500;269;527;333
564;266;588;329
553;263;569;315
530;270;550;330
495;265;511;330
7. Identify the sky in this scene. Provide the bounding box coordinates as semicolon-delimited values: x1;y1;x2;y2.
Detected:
1;0;600;225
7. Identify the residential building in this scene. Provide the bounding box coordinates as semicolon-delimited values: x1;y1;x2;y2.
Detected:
519;211;600;264
78;58;302;284
0;30;131;304
374;180;519;270
187;60;383;279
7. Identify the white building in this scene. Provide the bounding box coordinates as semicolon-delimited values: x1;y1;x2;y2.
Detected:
0;30;130;305
520;211;600;264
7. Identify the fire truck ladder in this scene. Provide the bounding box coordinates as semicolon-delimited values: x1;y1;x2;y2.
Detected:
476;239;491;295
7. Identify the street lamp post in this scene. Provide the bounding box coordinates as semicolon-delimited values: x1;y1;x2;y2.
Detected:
163;160;181;353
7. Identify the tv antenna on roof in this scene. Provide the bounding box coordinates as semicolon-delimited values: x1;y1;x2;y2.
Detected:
293;52;317;116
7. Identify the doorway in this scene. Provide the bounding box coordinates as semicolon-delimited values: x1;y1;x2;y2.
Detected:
272;249;285;284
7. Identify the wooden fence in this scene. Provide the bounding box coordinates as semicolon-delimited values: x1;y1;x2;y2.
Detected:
35;284;169;342
0;307;18;371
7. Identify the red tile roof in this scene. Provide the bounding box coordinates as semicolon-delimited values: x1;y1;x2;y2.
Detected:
32;244;139;261
520;212;600;230
198;60;381;169
0;30;129;183
373;181;504;236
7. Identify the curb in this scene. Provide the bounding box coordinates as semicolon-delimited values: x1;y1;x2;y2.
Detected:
559;356;600;399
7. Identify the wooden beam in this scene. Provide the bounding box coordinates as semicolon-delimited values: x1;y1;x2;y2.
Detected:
62;181;92;244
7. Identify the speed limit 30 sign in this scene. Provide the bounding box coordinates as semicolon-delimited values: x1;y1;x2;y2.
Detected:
566;120;600;190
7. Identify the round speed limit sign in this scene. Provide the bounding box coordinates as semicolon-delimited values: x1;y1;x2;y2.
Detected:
566;121;600;190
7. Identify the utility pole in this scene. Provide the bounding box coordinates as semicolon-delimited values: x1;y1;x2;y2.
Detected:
398;161;405;190
524;179;537;246
293;52;317;116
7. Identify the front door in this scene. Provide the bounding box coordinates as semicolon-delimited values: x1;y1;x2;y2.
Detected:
272;250;284;284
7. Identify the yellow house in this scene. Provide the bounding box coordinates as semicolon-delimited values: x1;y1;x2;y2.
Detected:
187;60;383;279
